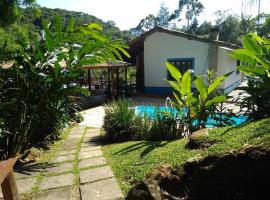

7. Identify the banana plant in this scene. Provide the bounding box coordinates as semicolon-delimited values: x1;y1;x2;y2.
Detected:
0;16;130;159
230;33;270;120
166;62;232;132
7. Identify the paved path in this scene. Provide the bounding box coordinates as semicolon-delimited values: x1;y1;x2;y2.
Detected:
0;126;123;200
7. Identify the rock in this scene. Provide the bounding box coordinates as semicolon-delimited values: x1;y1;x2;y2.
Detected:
188;128;219;149
19;147;43;164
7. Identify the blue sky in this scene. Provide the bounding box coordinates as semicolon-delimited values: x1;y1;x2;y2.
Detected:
36;0;270;30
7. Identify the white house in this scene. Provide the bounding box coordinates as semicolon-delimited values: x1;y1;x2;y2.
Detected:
128;27;241;95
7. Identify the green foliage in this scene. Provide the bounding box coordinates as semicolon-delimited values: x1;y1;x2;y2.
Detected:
166;63;231;132
0;0;35;27
147;109;181;141
103;99;138;141
171;0;204;31
103;100;182;141
103;118;270;194
0;16;129;159
230;33;270;120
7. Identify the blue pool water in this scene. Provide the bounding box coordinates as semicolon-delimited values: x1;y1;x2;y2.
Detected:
135;105;248;127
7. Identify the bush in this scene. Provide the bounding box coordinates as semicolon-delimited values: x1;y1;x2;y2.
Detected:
0;16;129;159
103;100;182;141
103;99;138;141
147;109;181;141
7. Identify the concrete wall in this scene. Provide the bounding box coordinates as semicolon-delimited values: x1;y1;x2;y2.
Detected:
143;31;240;94
144;31;209;89
217;47;241;93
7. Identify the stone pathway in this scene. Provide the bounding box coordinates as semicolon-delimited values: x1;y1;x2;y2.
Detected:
0;126;123;200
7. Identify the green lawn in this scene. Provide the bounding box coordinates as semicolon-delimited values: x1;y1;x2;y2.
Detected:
102;118;270;194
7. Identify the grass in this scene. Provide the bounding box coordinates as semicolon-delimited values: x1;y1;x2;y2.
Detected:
102;118;270;194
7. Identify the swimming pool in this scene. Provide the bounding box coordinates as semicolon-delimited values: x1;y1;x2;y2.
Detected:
134;105;248;127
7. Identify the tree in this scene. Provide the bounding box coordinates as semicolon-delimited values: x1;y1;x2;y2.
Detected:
170;0;204;31
156;3;171;28
215;11;242;44
130;3;172;36
0;0;35;26
195;21;212;36
257;13;270;37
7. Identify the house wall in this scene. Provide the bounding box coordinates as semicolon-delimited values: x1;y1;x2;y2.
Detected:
217;47;241;93
144;31;209;94
143;31;240;95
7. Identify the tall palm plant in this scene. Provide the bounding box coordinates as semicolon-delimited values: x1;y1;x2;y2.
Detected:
0;16;130;159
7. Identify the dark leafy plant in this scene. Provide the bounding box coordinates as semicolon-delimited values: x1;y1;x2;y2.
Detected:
230;33;270;121
0;16;129;159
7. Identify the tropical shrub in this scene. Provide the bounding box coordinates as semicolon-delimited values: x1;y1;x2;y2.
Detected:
147;109;181;141
230;33;270;120
103;100;182;141
103;99;138;141
166;63;232;134
0;16;129;159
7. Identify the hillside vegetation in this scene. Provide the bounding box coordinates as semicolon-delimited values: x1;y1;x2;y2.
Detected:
0;7;133;60
103;118;270;194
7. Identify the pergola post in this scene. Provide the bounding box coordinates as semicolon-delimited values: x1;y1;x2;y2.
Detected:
116;69;120;98
111;69;115;99
87;69;92;93
125;66;128;96
107;69;111;98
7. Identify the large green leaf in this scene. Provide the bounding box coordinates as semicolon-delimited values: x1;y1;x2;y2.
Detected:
205;95;227;107
166;62;182;81
180;70;191;95
194;76;207;101
55;15;62;44
208;71;233;95
229;49;256;65
237;65;267;76
65;17;75;36
167;80;181;93
242;34;261;54
87;23;103;31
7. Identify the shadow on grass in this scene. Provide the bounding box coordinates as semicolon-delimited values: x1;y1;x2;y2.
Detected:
113;141;173;157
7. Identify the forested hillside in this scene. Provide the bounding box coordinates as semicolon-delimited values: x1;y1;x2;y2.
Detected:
21;7;133;42
0;7;133;59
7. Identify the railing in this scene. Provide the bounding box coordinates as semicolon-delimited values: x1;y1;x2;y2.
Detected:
0;157;19;200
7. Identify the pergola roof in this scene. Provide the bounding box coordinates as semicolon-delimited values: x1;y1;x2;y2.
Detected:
82;60;132;70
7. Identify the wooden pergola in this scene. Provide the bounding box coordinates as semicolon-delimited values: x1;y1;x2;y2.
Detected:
82;61;133;99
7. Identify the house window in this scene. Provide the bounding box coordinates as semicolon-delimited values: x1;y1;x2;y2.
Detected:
167;58;194;80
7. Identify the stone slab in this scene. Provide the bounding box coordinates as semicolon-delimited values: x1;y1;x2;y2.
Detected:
33;187;79;200
81;142;100;148
44;162;74;174
0;177;36;198
79;157;107;169
39;173;74;190
14;164;43;179
79;150;103;160
55;149;76;156
57;142;78;151
51;154;75;163
79;166;114;184
68;133;84;140
80;146;101;152
80;178;123;200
